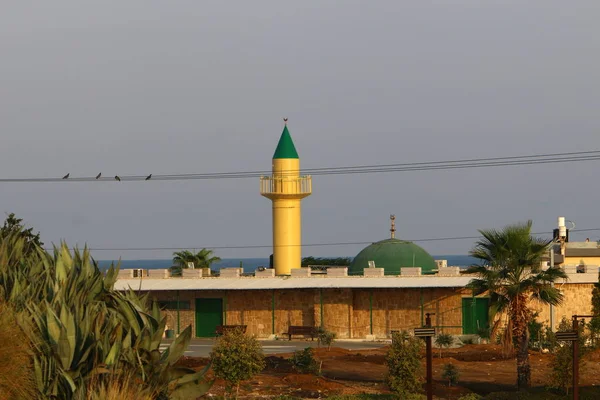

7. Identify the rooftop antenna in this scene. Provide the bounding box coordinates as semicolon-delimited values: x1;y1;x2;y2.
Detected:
390;215;396;239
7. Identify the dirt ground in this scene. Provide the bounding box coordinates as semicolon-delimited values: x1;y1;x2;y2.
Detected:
178;344;600;399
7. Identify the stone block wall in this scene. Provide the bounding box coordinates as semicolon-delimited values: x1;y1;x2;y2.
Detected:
531;283;594;329
315;288;353;338
274;289;315;336
352;288;464;338
227;290;273;337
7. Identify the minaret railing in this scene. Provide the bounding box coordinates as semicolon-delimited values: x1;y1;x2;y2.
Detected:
260;175;312;196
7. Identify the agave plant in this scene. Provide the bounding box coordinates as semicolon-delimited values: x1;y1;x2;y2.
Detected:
0;233;212;399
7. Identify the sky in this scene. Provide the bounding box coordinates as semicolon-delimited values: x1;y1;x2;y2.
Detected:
1;1;599;260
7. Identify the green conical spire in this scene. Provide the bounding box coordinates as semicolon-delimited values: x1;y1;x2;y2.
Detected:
273;124;299;159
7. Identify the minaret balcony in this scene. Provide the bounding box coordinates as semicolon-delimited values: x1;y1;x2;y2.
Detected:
260;175;312;199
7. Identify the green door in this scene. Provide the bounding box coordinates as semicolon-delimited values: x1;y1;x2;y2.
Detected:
462;298;489;334
195;298;223;337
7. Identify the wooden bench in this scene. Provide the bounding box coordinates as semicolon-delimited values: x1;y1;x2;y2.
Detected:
215;325;247;336
287;326;317;341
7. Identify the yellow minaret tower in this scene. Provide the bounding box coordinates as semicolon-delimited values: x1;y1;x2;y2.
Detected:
260;119;312;275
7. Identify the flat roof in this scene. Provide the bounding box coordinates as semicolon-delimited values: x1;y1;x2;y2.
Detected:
114;276;474;291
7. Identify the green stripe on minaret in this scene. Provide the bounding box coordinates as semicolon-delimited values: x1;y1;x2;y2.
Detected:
273;125;299;159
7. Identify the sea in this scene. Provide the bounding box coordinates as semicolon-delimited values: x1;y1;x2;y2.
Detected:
97;255;478;273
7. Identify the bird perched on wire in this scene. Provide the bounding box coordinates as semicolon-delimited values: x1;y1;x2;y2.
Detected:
145;174;152;181
62;173;70;179
114;175;121;181
96;173;101;179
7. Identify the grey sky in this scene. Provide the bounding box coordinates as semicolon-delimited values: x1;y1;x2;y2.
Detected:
1;1;599;260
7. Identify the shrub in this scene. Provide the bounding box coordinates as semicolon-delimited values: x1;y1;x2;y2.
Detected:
0;304;36;400
385;331;423;397
0;231;212;400
210;327;265;397
434;333;454;358
77;371;156;400
528;312;544;349
442;363;460;386
317;327;337;350
289;347;320;374
549;316;586;395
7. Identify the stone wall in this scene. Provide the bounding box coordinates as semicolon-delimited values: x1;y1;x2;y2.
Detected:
531;283;594;329
353;288;464;338
144;284;590;339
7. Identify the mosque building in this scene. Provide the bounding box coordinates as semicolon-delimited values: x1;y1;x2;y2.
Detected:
115;122;600;339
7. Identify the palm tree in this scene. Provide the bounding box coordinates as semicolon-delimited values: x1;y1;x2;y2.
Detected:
195;248;221;270
466;220;567;389
171;249;221;276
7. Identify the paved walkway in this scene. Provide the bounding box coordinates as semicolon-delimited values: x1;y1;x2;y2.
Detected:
160;338;387;358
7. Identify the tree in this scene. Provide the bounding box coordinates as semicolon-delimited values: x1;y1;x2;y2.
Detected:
549;316;586;395
385;331;423;397
435;333;454;358
210;328;265;398
442;363;460;386
171;248;221;276
0;213;43;255
301;257;352;267
466;220;567;390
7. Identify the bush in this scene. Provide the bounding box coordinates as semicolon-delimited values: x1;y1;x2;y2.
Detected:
434;333;454;358
210;327;266;397
317;327;337;350
289;347;320;374
549;317;586;395
0;231;212;400
528;312;544;349
442;363;460;386
385;331;423;397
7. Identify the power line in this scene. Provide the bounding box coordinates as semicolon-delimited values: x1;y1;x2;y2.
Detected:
3;150;600;182
48;228;600;252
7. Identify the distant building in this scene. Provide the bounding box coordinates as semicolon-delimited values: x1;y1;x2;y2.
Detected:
114;124;598;339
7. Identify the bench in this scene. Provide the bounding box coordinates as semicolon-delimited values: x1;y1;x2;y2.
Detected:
215;325;247;336
287;326;317;341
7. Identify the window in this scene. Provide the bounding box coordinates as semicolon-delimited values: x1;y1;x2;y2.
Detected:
158;301;190;310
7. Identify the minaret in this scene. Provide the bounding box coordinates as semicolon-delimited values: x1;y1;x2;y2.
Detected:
260;119;312;275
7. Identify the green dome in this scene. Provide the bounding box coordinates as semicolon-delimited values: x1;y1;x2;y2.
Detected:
348;238;437;275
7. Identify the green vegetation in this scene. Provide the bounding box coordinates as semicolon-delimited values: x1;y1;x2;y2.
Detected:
466;220;567;389
301;257;352;267
434;333;454;358
171;248;221;276
442;363;460;386
589;271;600;347
289;347;320;374
527;312;544;349
549;316;587;395
0;213;43;256
0;215;212;399
385;331;423;397
317;327;337;350
209;327;265;398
